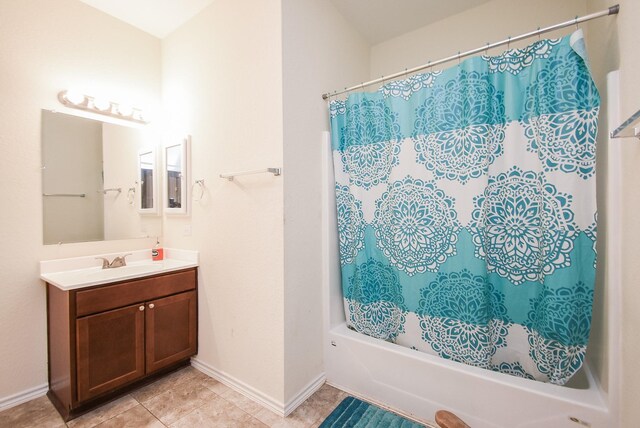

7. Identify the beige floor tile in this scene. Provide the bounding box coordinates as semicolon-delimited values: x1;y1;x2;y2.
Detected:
285;400;325;427
199;376;231;396
0;396;66;428
303;384;347;422
0;376;349;428
141;378;216;425
253;408;308;428
131;366;200;403
170;394;267;428
94;404;164;428
253;385;347;428
219;388;264;416
67;395;139;428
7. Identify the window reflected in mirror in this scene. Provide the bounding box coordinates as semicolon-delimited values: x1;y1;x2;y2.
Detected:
138;150;155;211
166;145;182;208
164;136;190;215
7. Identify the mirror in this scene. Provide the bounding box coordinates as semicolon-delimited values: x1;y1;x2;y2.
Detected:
41;110;161;244
164;136;190;215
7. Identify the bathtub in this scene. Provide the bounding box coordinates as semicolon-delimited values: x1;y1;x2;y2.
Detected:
320;90;621;427
325;323;607;427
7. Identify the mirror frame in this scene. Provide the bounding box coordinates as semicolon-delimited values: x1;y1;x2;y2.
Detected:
163;135;191;216
137;147;159;215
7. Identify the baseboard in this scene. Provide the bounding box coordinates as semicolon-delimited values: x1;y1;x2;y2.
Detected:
0;383;48;413
283;372;326;416
191;357;286;416
191;358;325;417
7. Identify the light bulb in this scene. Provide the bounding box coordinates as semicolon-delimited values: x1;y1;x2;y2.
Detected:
132;110;146;122
116;104;133;117
63;90;85;105
93;98;111;112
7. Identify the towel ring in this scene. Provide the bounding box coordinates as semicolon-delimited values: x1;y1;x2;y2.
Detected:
127;187;136;206
193;179;205;202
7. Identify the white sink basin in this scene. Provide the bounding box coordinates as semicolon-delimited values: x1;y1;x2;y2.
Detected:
40;249;198;290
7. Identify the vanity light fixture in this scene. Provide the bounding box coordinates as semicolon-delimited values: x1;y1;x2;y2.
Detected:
57;90;148;124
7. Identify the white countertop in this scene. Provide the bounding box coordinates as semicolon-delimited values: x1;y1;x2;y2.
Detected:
40;248;198;291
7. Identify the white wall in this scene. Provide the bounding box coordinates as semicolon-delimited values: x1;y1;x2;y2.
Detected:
615;1;640;422
583;0;640;425
161;0;286;405
0;0;161;404
281;0;369;405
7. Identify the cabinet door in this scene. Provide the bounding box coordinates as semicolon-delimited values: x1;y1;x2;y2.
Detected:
145;291;197;373
76;304;145;401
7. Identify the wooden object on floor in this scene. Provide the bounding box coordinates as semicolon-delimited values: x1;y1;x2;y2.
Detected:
435;410;471;428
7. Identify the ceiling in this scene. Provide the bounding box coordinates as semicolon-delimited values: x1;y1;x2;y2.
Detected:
329;0;493;44
79;0;492;44
78;0;215;39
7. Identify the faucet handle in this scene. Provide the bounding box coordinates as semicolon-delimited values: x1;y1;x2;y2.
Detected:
95;257;110;269
109;253;132;268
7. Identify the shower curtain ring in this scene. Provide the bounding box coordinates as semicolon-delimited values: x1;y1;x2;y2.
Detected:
575;16;579;30
537;27;541;40
507;36;511;50
428;61;432;73
457;51;461;66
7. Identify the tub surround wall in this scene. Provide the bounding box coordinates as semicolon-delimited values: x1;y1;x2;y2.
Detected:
583;1;640;426
0;0;161;409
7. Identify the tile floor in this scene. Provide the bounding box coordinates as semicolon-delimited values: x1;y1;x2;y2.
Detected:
0;367;349;428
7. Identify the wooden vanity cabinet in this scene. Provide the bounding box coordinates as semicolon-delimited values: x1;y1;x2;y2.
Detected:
46;268;197;421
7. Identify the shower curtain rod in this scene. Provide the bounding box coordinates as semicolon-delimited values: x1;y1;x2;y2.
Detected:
321;4;619;100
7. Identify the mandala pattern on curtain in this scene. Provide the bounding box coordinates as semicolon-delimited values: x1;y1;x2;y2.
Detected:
329;31;598;385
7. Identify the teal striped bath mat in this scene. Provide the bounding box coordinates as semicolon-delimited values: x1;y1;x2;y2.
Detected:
320;397;425;427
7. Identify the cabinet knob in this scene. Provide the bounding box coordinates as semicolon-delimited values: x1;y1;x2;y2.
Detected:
139;305;145;311
148;303;155;309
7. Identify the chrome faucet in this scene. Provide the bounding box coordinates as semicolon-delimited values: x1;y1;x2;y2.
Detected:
95;254;132;269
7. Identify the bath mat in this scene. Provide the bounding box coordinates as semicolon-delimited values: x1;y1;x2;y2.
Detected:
319;396;425;427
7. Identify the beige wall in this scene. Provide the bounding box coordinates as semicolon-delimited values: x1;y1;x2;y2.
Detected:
281;0;369;404
102;124;162;240
370;0;587;78
42;111;104;244
161;0;286;404
160;0;370;407
0;0;161;402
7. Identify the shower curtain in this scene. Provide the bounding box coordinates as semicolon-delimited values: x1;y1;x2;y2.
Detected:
329;30;599;385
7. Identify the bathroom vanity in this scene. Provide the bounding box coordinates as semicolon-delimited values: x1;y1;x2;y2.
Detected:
41;250;198;421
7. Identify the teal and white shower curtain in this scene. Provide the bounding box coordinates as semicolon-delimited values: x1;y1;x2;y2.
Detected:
329;30;598;385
